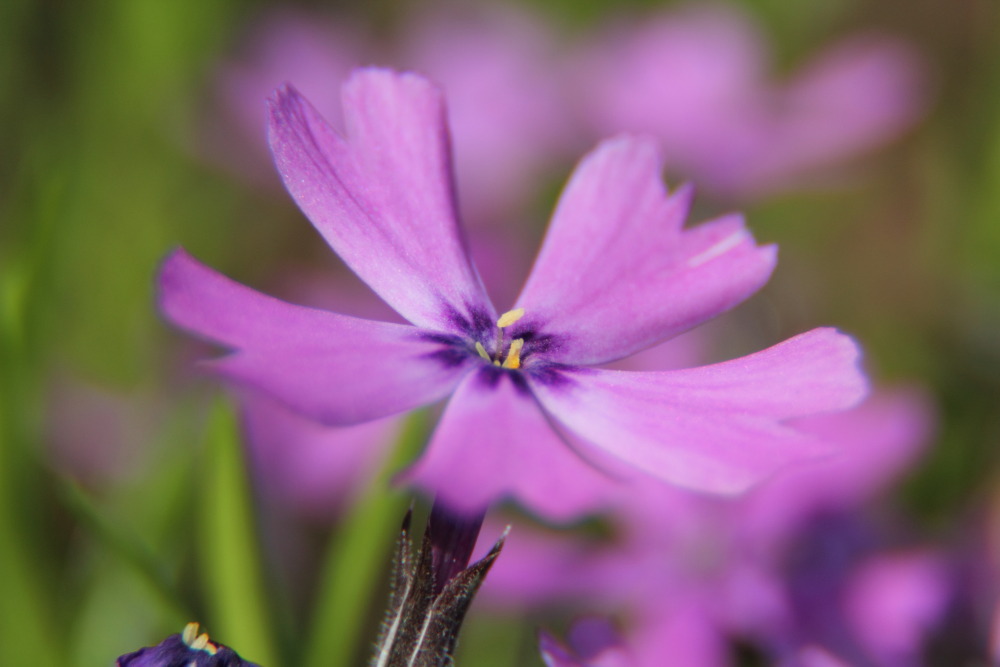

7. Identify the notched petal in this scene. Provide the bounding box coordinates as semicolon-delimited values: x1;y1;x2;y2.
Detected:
517;137;776;365
267;70;493;331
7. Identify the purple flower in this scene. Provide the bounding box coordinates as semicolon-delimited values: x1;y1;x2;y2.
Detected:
116;623;260;666
159;68;866;519
400;5;576;222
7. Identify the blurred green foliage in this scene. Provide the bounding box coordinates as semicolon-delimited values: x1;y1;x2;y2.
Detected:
1;0;999;664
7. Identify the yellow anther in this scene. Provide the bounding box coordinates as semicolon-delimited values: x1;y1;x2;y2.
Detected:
182;623;218;655
475;342;490;361
182;623;199;646
502;338;524;369
493;360;501;366
496;308;525;328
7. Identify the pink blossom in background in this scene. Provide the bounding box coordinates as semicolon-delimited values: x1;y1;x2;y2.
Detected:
401;5;576;223
240;394;399;521
577;5;924;197
213;3;924;204
738;387;936;542
485;387;941;665
159;68;866;521
44;376;165;485
783;518;952;667
213;12;368;185
842;551;951;666
777;646;852;667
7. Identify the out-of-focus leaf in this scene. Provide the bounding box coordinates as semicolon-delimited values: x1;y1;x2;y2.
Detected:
0;236;62;667
57;477;193;621
0;503;61;666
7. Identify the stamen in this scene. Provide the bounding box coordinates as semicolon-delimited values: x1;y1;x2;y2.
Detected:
501;338;524;369
182;623;199;646
475;342;490;361
181;622;218;655
496;308;525;328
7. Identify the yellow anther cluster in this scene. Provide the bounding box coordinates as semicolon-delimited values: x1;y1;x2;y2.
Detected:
474;309;527;369
182;622;219;656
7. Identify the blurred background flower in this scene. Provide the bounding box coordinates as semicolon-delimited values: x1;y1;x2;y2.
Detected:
575;4;925;198
1;0;999;665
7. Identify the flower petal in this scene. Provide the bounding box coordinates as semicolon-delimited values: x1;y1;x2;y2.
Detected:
514;137;776;366
401;368;620;520
749;36;923;193
533;329;867;494
158;248;470;424
267;68;493;331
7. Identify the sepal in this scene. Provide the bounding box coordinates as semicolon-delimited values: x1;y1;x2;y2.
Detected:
371;507;507;667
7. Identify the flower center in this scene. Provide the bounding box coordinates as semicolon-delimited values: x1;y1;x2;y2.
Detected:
475;308;525;369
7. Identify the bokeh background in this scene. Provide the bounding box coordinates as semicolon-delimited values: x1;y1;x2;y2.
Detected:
2;0;999;665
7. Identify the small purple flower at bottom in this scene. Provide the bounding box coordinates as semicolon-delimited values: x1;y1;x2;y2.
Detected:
116;622;261;667
159;68;867;520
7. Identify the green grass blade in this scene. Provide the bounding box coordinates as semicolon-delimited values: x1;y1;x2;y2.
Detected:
198;398;280;667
